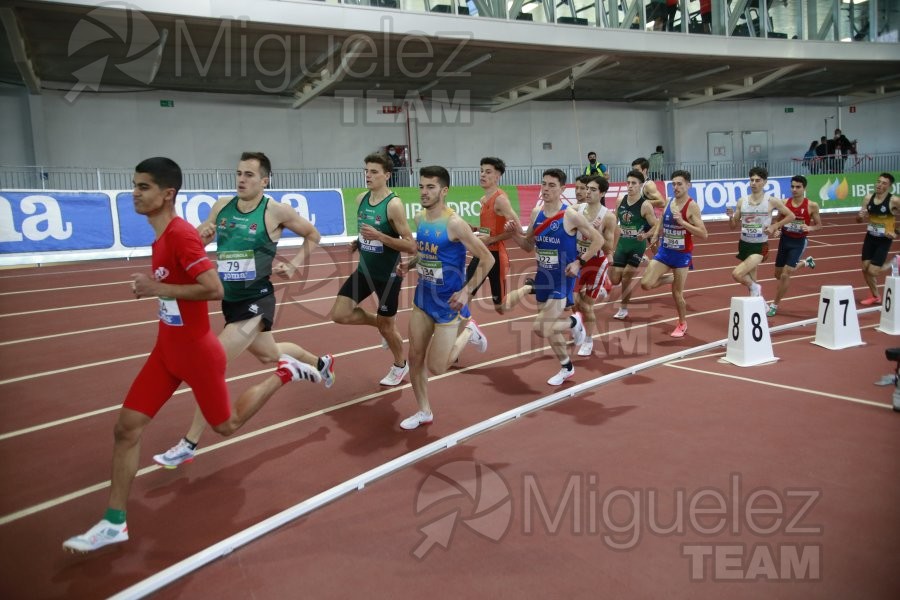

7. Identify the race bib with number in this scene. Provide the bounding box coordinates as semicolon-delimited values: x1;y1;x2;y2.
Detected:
662;227;685;250
217;250;256;281
784;220;806;234
620;225;639;239
158;296;183;326
868;222;887;237
577;240;592;255
416;259;444;285
537;248;559;269
359;234;384;253
741;219;766;242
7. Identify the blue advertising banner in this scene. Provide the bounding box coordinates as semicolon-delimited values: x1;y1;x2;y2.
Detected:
116;189;347;248
664;177;794;215
0;192;114;252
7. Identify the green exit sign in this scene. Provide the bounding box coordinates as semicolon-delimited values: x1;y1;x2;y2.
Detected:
160;100;174;108
784;107;794;113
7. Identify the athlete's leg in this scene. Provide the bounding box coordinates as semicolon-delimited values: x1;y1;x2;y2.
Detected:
176;317;265;446
329;294;377;327
672;267;690;325
641;260;672;290
407;307;436;416
109;408;152;511
576;292;596;338
732;254;764;286
534;298;570;362
773;266;792;306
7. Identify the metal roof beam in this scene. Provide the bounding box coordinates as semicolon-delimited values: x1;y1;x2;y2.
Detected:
0;8;41;94
491;56;606;112
291;39;367;109
672;65;799;108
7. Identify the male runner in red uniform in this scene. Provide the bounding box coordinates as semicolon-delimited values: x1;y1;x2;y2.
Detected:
63;157;319;553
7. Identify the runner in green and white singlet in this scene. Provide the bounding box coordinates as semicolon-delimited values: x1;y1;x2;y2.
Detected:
329;153;417;387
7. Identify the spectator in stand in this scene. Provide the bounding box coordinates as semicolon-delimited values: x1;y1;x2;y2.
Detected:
665;0;680;31
699;0;712;33
649;146;665;180
583;152;608;178
648;0;667;30
803;141;819;174
815;136;829;172
833;129;856;173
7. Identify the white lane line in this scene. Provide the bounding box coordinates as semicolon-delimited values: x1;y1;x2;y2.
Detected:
0;268;867;380
665;363;888;409
0;253;861;320
2;296;882;521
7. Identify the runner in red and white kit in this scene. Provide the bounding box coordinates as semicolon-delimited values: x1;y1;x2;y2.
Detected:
573;176;617;356
767;175;821;317
63;158;320;554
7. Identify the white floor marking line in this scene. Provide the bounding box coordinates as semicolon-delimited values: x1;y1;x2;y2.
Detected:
665;363;888;409
0;271;869;381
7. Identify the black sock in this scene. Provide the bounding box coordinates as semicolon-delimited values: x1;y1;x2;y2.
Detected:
395;360;406;368
184;437;197;450
317;358;324;371
569;316;577;328
561;360;573;371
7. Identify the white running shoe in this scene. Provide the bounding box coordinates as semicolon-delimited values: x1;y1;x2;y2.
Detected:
577;339;594;357
153;438;195;468
63;519;128;553
380;362;409;386
571;312;586;346
548;365;575;386
319;354;336;388
466;320;488;353
613;307;628;320
278;354;322;384
749;282;762;297
400;410;434;430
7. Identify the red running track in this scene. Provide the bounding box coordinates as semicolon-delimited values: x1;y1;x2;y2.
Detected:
0;214;898;599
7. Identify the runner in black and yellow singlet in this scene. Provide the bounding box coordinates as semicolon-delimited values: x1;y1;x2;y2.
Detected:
857;172;899;305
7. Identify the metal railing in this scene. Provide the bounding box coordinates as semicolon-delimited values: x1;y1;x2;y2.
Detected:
2;153;898;191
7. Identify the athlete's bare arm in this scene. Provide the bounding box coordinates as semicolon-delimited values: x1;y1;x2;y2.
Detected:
269;201;321;278
505;206;538;252
725;201;743;231
642;180;666;208
448;215;494;311
806;201;822;232
682;202;709;240
479;193;519;246
767;199;796;236
566;208;603;276
856;194;872;223
197;197;232;245
362;196;416;255
131;267;223;301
